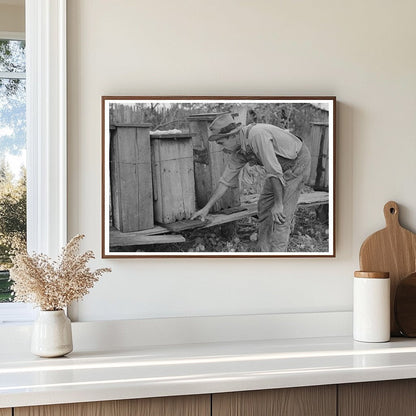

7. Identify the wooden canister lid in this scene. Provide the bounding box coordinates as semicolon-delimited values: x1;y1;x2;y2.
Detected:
354;271;389;279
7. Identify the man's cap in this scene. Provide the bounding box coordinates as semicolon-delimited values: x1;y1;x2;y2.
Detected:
208;113;242;142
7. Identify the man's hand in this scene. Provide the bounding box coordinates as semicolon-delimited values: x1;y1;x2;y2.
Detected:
191;206;210;221
271;202;286;224
191;183;229;222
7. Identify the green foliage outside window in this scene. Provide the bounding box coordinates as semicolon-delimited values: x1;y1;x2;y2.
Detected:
0;38;27;303
0;162;26;302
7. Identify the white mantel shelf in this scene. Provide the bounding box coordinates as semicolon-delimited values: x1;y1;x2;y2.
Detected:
2;335;416;409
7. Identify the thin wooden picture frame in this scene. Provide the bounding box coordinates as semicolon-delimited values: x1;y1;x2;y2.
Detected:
102;96;336;258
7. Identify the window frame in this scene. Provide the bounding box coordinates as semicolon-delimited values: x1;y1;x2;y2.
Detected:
26;0;67;257
0;31;30;320
0;0;67;323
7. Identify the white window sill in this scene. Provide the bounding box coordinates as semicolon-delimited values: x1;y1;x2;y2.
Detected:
0;303;36;324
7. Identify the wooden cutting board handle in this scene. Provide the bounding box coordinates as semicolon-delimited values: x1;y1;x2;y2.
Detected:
359;201;416;336
384;201;400;229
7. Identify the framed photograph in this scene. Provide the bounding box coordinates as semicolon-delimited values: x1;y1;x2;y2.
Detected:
102;96;336;258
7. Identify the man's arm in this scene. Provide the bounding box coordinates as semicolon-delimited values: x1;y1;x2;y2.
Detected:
192;150;246;221
249;130;287;224
269;176;286;224
191;182;229;221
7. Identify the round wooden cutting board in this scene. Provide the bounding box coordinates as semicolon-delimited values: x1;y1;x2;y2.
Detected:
359;201;416;336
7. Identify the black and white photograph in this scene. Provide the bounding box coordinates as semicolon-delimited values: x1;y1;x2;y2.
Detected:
102;97;335;257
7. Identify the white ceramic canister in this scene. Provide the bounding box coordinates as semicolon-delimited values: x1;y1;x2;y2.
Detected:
353;271;390;343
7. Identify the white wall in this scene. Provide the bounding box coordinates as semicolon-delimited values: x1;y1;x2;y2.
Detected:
67;0;416;322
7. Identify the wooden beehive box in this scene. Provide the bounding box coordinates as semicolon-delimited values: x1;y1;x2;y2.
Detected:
110;123;154;232
188;113;240;212
151;133;196;224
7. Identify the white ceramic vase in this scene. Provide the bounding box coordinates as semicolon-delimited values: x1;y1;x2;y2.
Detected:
31;310;73;357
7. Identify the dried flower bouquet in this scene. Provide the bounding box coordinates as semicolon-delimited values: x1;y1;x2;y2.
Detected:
10;234;111;311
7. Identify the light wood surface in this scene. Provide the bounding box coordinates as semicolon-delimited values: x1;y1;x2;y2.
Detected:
354;271;389;278
339;380;416;416
359;201;416;335
15;395;210;416
212;386;336;416
394;272;416;336
0;409;12;416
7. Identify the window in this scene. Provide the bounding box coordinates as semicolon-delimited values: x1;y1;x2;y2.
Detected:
0;0;67;324
0;34;27;306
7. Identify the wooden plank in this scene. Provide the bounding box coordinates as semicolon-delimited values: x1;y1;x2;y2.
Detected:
110;225;168;235
113;123;152;128
15;395;210;416
338;380;416;416
109;205;256;240
159;138;183;223
322;126;329;189
136;126;154;230
311;121;329;126
110;233;185;248
198;192;329;229
116;128;142;230
241;192;329;206
188;111;228;120
219;206;248;215
201;203;258;228
109;129;121;230
177;138;196;220
164;218;208;232
189;118;214;209
315;125;329;189
0;409;12;416
152;137;164;222
307;123;330;190
150;133;195;139
299;191;329;205
212;385;336;416
308;124;321;186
